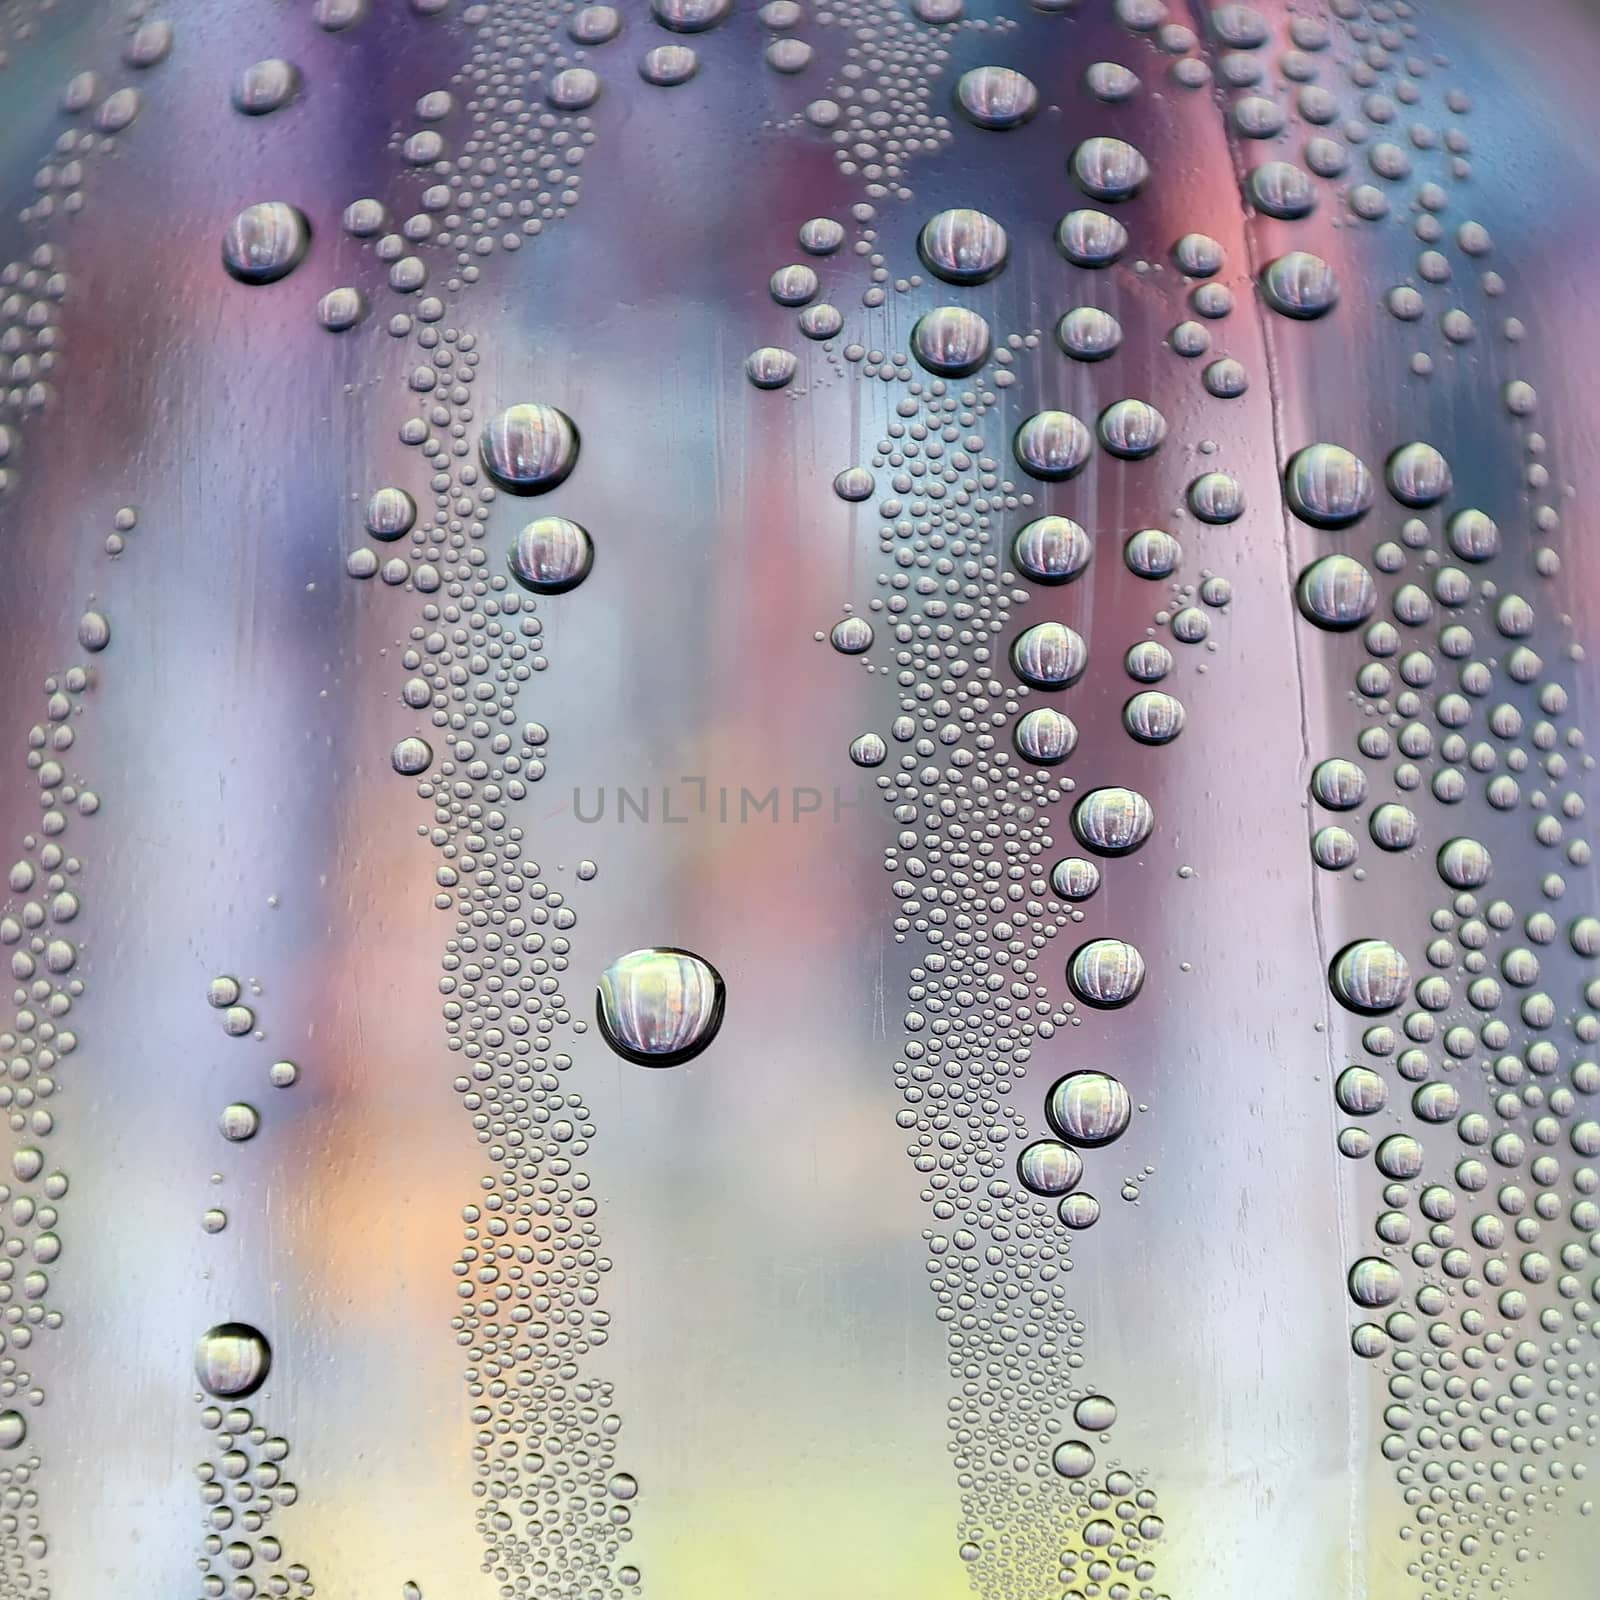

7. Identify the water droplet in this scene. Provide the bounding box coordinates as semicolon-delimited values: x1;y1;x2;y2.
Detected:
1073;1393;1118;1431
316;287;367;332
1124;528;1181;579
596;948;726;1067
639;44;698;84
1012;516;1091;585
1019;1139;1084;1194
917;209;1008;285
650;0;729;30
1097;398;1166;459
1297;554;1377;631
746;347;798;389
221;203;310;286
1385;442;1451;507
1056;306;1122;362
1329;940;1410;1014
1057;1192;1101;1228
833;467;874;501
1055;209;1127;267
1186;471;1244;523
1284;444;1374;529
1173;232;1224;276
1087;60;1140;101
1070;136;1149;200
1124;640;1172;682
94;87;142;132
1011;622;1087;690
1261;251;1338;319
77;610;110;652
219;1103;260;1142
0;1413;25;1450
1067;940;1145;1008
196;1323;272;1398
1047;1070;1132;1144
1052;1439;1095;1477
392;736;434;776
799;217;845;254
547;67;600;109
1203;357;1248;398
1348;1257;1402;1308
343;198;389;237
571;4;622;41
955;66;1039;129
124;19;174;67
1072;787;1153;855
366;487;417;541
1123;690;1185;744
830;617;873;654
1014;708;1077;765
1311;758;1366;810
1014;411;1091;480
1438;837;1492;889
1049;857;1101;901
910;307;991;377
1248;160;1315;218
509;518;594;593
1335;1066;1388;1115
1446;508;1499;562
479;405;579;494
769;265;819;305
233;59;300;115
849;733;887;767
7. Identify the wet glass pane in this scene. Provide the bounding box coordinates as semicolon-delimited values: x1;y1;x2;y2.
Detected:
0;0;1598;1596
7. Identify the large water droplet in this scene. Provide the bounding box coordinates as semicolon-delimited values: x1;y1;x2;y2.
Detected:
1297;554;1377;631
1011;622;1087;690
597;949;726;1067
1071;787;1153;855
1017;1139;1084;1194
1014;411;1091;480
1330;940;1409;1014
509;518;594;593
955;66;1039;129
1047;1070;1132;1145
650;0;730;30
233;59;300;115
1070;136;1150;200
910;307;991;377
221;202;310;285
1067;940;1145;1008
1055;210;1126;267
1284;444;1374;528
479;404;580;494
918;208;1008;284
1260;251;1338;319
195;1323;272;1398
1014;707;1077;765
1012;516;1091;585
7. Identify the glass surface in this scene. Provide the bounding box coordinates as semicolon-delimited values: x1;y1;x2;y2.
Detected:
0;1;1598;1596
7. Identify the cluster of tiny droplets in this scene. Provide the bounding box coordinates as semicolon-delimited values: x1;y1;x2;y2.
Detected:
193;1402;313;1600
785;248;1205;1598
0;640;103;1596
835;356;1181;1599
336;8;641;1598
802;0;969;200
0;15;179;478
1159;1;1600;1596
